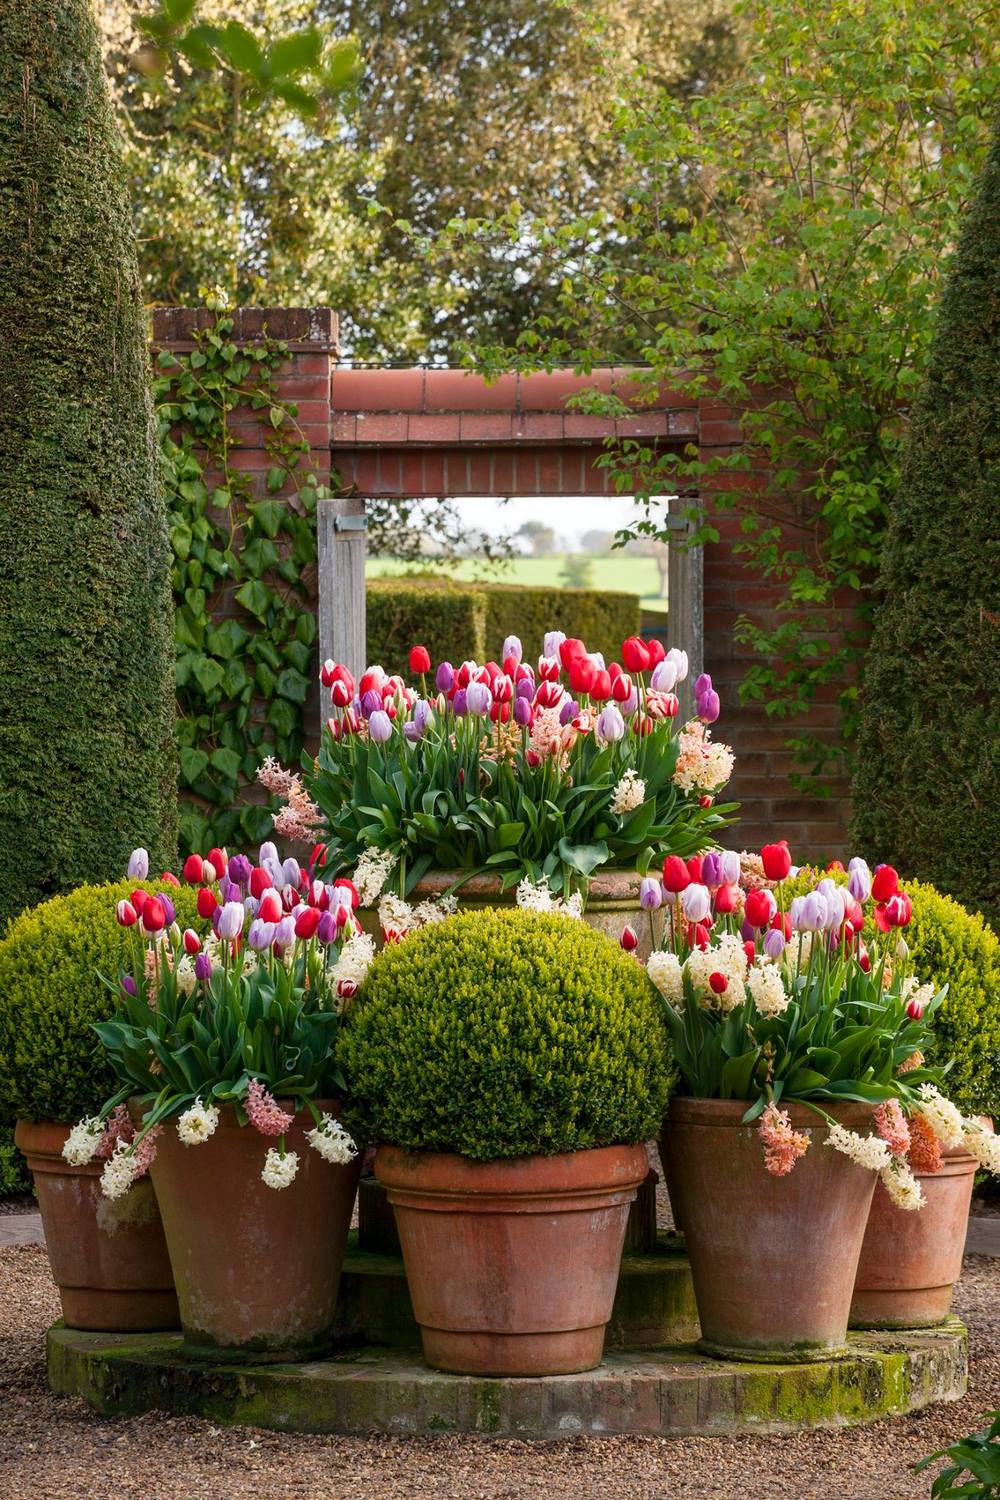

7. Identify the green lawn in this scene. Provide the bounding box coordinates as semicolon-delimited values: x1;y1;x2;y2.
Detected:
365;555;669;614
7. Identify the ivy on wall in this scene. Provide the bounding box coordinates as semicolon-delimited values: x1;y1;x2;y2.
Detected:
156;310;325;854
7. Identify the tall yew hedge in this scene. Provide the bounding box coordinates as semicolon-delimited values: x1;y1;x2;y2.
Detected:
852;116;1000;921
0;0;177;925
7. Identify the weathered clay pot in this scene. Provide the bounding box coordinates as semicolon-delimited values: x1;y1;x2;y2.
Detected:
149;1100;361;1359
360;868;662;959
14;1118;178;1332
850;1141;980;1329
376;1143;649;1376
661;1097;878;1362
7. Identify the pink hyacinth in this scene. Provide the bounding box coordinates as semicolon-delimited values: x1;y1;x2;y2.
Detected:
130;1124;162;1179
758;1102;810;1177
874;1099;911;1159
94;1105;134;1161
245;1079;294;1137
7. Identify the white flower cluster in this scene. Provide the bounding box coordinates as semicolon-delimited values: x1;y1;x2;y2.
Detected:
963;1121;1000;1175
177;1100;220;1146
306;1114;358;1165
915;1084;966;1150
100;1141;140;1201
175;956;199;998
353;847;396;906
62;1117;104;1166
747;961;790;1018
902;976;936;1011
685;933;749;1012
825;1123;893;1173
261;1148;299;1190
331;931;376;1000
647;950;683;1003
378;891;459;938
880;1159;925;1211
610;770;646;816
515;877;583;919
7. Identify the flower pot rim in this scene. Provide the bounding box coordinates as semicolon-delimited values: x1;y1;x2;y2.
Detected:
14;1117;77;1160
127;1096;344;1129
408;867;644;899
666;1096;876;1128
375;1142;650;1196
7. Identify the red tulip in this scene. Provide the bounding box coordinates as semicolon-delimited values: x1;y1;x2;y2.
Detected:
906;997;926;1021
537;655;561;682
662;855;691;893
619;925;638;952
534;680;563;708
294;906;321;939
709;971;729;995
258;891;282;924
590;669;612;702
559;637;587;669
760;841;792;882
631;713;654;736
621;636;651;673
515;663;535;684
744;888;776;929
568;656;596;695
409;645;431;674
196;887;218;920
871;865;899;903
611;672;633;703
714;883;738;914
646;639;665;667
334;878;360;910
686;855;703;884
845;897;865;934
699;795;713;809
769;910;793;940
691;922;712;950
337;978;358;1001
249;866;270;900
116;900;137;927
857;942;872;973
160;871;181;887
182;928;202;955
825;859;845;873
883;891;913;928
493;675;514;703
183;853;205;885
141;897;166;933
130;888;149;913
330;679;352;708
207;847;227;879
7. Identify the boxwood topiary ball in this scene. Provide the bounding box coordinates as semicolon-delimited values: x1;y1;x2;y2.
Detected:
339;907;673;1160
0;879;201;1127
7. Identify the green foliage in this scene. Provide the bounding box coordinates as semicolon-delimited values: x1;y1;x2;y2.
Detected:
0;0;177;925
914;1409;1000;1498
464;0;999;789
156;310;327;854
851;117;1000;923
785;871;1000;1119
339;909;672;1158
366;576;642;677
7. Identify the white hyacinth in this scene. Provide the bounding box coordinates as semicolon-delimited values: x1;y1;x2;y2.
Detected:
261;1148;299;1190
610;770;646;816
747;962;790;1018
378;892;414;935
647;950;683;1004
915;1084;966;1150
516;876;555;912
880;1159;925;1212
964;1121;1000;1176
100;1141;139;1201
353;846;396;906
176;1100;220;1147
825;1123;893;1173
331;932;377;1000
62;1116;104;1167
306;1115;358;1166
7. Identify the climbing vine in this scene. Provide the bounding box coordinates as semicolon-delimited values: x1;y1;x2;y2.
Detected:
156;308;326;855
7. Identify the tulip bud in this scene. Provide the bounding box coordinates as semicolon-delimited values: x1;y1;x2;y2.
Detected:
639;876;662;911
559;637;587;669
743;940;757;965
568;656;596;695
590;669;612;702
227;854;252;887
619;925;639;952
694;672;713;698
182;928;202;956
681;883;711;924
141;897;166;933
258;889;282;924
697;688;721;724
760;842;792;882
906;997;925;1021
160;871;181;888
847;857;872;904
156;892;176;927
206;847;227;880
871;864;899;903
665;647;689;681
763;927;786;961
294;906;321;940
369;709;393;742
662;855;690;894
686;855;703;884
183;853;205;885
337;977;358;1001
502;635;523;666
409;644;431;674
714;883;738;914
650;659;678;693
537;655;561;683
646;639;665;667
465;682;493;716
744;888;777;929
595;704;626;745
543;630;566;659
116;899;137;927
196;887;218;920
334;878;360;910
513;696;533;728
720;850;741;886
120;974;138;997
701;852;723;888
331;679;352;708
247;918;275;952
611;671;633;703
621;636;651;673
708;971;729;995
127;848;149;881
217;901;245;942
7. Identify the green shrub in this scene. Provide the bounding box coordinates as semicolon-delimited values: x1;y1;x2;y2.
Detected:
339;908;672;1159
0;1;177;926
785;868;1000;1117
366;576;643;676
0;881;201;1169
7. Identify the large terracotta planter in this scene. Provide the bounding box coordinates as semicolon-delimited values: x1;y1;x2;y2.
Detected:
850;1141;979;1329
661;1097;878;1362
14;1118;178;1332
376;1143;649;1376
361;867;662;959
149;1100;361;1359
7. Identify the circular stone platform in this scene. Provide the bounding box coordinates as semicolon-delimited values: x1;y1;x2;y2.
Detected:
48;1318;967;1439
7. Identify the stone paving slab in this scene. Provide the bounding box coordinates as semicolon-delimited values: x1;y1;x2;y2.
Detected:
965;1217;1000;1256
47;1319;968;1440
0;1213;44;1247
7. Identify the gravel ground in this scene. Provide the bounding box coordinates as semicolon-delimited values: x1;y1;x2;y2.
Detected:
0;1192;35;1216
2;1244;998;1500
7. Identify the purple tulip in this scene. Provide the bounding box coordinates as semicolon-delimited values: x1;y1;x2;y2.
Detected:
120;974;138;997
502;635;523;665
194;952;213;982
221;878;242;904
701;851;723;888
275;914;296;947
515;677;534;701
544;631;566;659
720;850;741;886
595;704;626;745
681;883;711;924
816;879;845;931
559;698;579;726
127;848;149;880
847;857;871;903
217;901;245;941
620;687;638;716
791;892;828;933
258;841;279;868
665;647;689;682
650;659;678;693
452;688;468;716
465;681;492;715
248;918;275;951
228;854;252;887
639;876;662;912
244;896;260;919
282;857;301;890
435;661;455;693
156;892;176;927
697;689;721;724
413;698;433;734
741;917;756;943
317;910;338;944
694;672;713;698
369;710;393;743
360;689;381;719
513;696;532;727
763;928;786;961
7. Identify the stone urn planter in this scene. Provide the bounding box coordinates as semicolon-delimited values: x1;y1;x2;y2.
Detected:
376;1143;650;1376
15;1118;178;1332
361;867;663;959
661;1098;878;1362
149;1101;361;1359
850;1136;983;1329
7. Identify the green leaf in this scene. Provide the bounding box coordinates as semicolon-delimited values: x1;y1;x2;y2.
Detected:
235;580;271;617
276;668;309;704
248;500;284;538
268;29;322;78
179;747;210;784
216;20;264;76
557;838;610;877
210;747;242;782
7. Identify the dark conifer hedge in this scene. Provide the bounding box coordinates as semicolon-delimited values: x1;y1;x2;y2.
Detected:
0;1;177;925
852;116;1000;922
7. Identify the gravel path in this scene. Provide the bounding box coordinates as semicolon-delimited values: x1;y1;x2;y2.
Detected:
2;1245;998;1500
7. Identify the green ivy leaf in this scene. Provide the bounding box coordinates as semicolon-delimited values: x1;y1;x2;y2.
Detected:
276;668;309;703
179;747;210;784
235;580;271;617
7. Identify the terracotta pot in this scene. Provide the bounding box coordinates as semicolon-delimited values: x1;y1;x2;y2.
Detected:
850;1141;979;1329
376;1143;649;1376
149;1100;361;1359
14;1118;178;1332
360;867;663;959
661;1097;878;1362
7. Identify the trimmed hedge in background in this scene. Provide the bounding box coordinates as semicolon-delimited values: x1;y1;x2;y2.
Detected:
366;575;644;675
